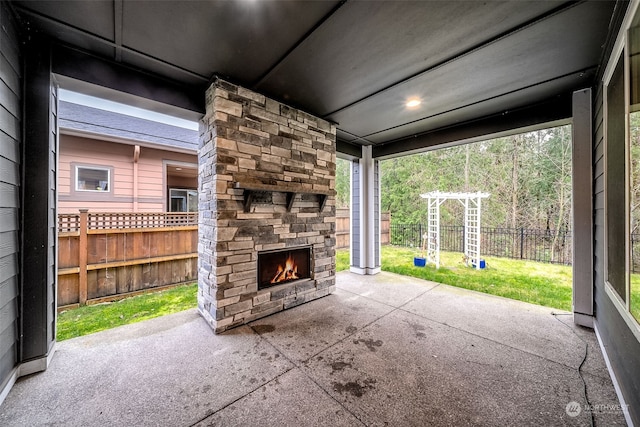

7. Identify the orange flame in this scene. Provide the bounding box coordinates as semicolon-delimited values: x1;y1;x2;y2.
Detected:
270;254;300;284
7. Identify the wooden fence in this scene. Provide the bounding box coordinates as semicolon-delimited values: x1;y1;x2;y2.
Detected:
336;208;390;249
57;210;198;308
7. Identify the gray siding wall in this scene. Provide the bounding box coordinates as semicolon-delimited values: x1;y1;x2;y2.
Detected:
351;159;360;267
0;1;21;390
593;78;640;425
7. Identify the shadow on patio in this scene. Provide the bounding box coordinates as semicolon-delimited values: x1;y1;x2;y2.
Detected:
0;271;626;426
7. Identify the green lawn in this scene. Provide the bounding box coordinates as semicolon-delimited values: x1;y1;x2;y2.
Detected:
631;275;640;321
338;246;573;311
58;247;640;341
57;283;197;341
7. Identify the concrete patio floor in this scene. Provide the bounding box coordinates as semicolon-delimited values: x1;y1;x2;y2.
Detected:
0;271;627;426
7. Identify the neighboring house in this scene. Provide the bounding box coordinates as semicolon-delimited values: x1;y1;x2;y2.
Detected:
58;101;198;214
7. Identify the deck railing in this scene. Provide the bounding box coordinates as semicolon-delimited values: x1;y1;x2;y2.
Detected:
58;211;197;233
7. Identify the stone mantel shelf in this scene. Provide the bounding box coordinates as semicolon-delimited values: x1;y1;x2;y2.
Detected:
233;181;335;213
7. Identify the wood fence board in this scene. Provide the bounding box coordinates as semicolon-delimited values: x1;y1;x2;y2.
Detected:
87;270;98;300
58;236;79;268
182;231;190;254
96;269;107;297
131;264;143;291
57;212;200;307
103;268;113;297
163;231;173;257
106;234;118;263
132;232;142;259
115;233;126;262
159;261;170;286
191;229;198;251
171;260;182;284
57;274;78;306
116;267;130;294
173;231;182;255
143;233;151;258
124;232;134;263
87;234;99;264
126;266;135;292
148;262;159;287
142;262;152;287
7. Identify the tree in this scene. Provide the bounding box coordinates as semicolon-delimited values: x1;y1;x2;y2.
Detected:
335;158;350;208
378;125;573;231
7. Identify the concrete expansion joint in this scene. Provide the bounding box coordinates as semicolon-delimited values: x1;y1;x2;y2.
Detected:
188;365;297;427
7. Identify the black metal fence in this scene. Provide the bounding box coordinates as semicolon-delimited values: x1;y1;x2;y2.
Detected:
390;224;574;265
390;224;640;271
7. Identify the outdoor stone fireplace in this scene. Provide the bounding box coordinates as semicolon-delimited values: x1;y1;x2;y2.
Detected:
198;78;336;333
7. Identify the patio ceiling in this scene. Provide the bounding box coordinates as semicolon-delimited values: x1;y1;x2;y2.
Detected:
13;1;617;157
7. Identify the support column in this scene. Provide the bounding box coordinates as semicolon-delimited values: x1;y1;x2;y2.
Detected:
21;39;58;369
572;88;594;327
350;146;381;274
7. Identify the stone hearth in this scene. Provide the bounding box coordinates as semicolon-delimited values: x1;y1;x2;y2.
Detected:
198;78;336;333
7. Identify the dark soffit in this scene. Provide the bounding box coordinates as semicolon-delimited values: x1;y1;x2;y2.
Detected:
13;0;619;157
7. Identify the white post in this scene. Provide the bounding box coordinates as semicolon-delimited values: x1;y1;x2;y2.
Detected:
350;145;381;275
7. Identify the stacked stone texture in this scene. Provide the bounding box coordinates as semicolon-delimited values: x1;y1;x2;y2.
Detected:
198;78;337;333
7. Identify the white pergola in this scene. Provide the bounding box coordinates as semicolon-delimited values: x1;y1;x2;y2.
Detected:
420;191;490;270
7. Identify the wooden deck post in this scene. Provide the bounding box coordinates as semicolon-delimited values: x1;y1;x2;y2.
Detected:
78;209;89;305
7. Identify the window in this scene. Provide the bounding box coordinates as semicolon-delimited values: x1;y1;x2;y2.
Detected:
606;54;626;302
75;166;110;192
631;14;640;323
169;188;197;212
604;5;640;325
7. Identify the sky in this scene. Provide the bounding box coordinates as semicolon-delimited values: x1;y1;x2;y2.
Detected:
59;89;199;130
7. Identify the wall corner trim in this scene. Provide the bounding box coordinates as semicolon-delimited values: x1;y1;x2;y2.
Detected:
0;343;57;406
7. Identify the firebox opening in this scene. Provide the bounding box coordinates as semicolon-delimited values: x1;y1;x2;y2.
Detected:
258;247;312;290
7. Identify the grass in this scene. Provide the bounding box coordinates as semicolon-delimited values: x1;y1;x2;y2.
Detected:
338;246;574;311
336;249;350;272
57;283;197;341
631;275;640;321
59;247;640;341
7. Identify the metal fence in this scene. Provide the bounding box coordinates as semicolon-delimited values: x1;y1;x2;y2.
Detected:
390;223;640;271
390;224;574;265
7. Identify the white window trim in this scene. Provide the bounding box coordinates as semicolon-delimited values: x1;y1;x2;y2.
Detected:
169;188;197;212
75;165;111;193
603;0;640;337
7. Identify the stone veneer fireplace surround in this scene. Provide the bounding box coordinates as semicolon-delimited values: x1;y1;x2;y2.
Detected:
198;78;337;333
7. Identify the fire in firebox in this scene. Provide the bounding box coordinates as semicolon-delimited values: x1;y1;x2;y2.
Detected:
258;247;311;290
271;255;300;284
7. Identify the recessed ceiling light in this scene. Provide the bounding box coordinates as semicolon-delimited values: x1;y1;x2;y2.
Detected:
406;98;421;108
175;167;182;171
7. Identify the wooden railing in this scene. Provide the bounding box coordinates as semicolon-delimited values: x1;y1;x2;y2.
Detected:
57;210;198;308
59;211;197;234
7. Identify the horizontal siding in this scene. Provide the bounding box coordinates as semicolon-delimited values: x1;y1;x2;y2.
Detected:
593;69;640;424
57;202;164;215
0;0;20;389
0;131;19;163
0;105;19;141
594;84;605;278
0;156;18;186
59;135;196;212
0;232;16;259
0;54;20;96
0;182;18;208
